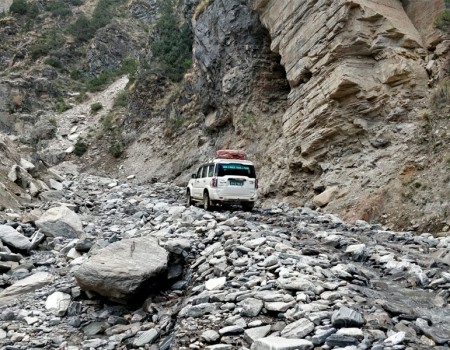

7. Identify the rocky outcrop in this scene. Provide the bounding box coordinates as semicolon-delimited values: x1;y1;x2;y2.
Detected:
252;0;429;162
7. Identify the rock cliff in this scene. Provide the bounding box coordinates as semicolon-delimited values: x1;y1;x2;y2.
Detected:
0;0;449;234
246;0;449;232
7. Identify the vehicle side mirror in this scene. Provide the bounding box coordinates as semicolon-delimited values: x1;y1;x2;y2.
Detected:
191;174;197;179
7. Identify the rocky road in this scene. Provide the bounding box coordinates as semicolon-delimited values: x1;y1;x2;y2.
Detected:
0;171;450;350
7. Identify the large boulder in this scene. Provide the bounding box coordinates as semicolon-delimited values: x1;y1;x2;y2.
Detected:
35;206;83;238
0;225;32;251
74;237;169;303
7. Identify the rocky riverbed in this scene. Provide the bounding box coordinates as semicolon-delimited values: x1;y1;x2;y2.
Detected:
0;171;450;350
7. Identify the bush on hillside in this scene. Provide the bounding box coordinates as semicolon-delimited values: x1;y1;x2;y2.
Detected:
44;57;63;69
27;3;39;18
68;15;96;42
74;139;88;156
113;90;128;108
10;0;27;15
150;0;193;82
90;102;103;114
46;0;72;17
68;0;119;43
435;0;450;31
29;30;65;58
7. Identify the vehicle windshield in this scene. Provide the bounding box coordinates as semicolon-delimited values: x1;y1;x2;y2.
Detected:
216;163;256;178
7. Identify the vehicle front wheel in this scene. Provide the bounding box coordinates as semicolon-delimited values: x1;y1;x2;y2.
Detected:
186;189;193;206
242;202;254;212
203;192;212;211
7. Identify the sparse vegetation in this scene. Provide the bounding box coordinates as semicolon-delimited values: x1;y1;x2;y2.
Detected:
90;102;103;114
109;140;124;158
430;80;450;109
435;0;450;31
101;112;125;158
44;57;63;69
10;0;28;15
46;0;72;17
113;90;128;108
68;0;119;43
193;0;211;20
74;138;88;156
150;0;193;82
84;59;138;92
29;30;65;59
55;98;71;113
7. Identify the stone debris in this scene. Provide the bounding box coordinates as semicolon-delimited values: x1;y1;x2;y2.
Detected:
0;172;449;350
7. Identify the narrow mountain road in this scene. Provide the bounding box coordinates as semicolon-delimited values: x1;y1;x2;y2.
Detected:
0;171;449;349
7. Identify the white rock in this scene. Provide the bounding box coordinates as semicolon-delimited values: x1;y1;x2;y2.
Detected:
205;277;226;291
45;292;71;316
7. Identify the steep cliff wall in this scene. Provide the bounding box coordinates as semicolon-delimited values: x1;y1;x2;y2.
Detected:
246;0;450;233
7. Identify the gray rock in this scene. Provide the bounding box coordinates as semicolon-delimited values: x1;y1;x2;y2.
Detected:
280;318;315;339
239;298;263;317
74;237;168;302
331;307;365;328
0;225;32;251
201;330;220;343
244;325;271;344
36;206;83;238
325;334;359;347
133;329;159;347
219;325;244;335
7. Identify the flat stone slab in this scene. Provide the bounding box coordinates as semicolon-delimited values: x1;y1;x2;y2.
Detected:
251;337;314;350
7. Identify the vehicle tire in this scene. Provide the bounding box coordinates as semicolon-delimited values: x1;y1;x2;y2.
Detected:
242;202;254;212
203;192;212;211
186;189;193;206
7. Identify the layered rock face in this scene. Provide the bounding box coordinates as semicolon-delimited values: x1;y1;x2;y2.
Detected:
248;0;449;230
253;0;430;166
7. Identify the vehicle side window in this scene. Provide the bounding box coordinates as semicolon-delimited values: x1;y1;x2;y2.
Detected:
196;167;203;178
202;166;208;178
208;165;214;177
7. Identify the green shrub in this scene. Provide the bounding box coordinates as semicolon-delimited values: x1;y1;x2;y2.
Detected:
90;102;103;114
44;57;63;69
10;0;27;15
109;140;124;158
118;58;138;80
29;31;64;59
74;139;88;156
70;70;82;80
92;0;114;29
113;90;128;108
55;98;71;113
68;0;118;43
435;1;450;31
27;3;39;18
46;0;72;17
86;71;113;92
150;0;193;82
68;15;96;42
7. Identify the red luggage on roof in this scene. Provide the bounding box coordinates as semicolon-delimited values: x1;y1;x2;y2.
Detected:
215;149;247;160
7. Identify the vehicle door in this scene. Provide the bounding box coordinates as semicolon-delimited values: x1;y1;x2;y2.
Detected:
198;165;209;195
192;166;204;199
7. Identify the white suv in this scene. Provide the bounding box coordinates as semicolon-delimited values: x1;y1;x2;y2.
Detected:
186;158;258;211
